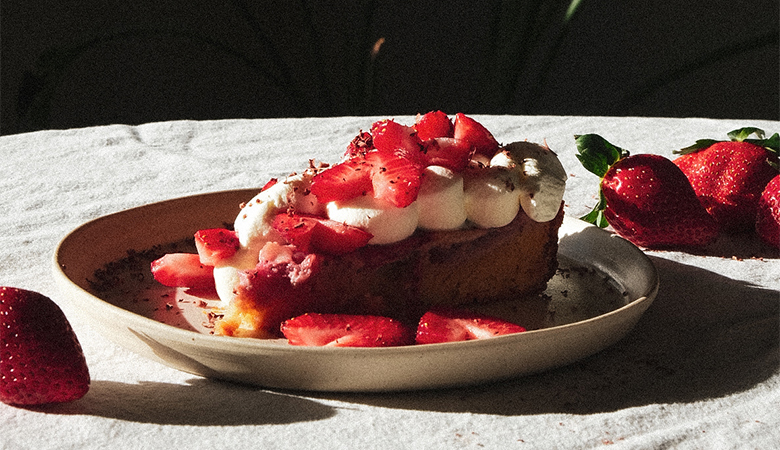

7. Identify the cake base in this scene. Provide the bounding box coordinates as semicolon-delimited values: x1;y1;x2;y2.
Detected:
315;203;564;322
216;204;564;337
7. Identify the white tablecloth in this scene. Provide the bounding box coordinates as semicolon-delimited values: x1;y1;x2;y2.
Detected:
1;116;778;449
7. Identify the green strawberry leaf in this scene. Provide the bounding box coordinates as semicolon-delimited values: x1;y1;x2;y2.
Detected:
746;132;779;154
674;139;719;155
579;189;609;228
574;134;629;178
728;127;765;142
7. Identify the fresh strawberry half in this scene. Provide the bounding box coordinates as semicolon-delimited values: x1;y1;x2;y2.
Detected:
415;308;526;344
310;156;373;203
271;212;373;254
756;174;780;249
576;134;719;249
194;228;239;265
365;149;424;208
281;313;413;347
453;113;500;159
150;253;215;290
421;137;475;172
370;119;425;162
414;110;454;140
673;127;780;233
0;287;90;405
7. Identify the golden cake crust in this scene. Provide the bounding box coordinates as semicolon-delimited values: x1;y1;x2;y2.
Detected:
309;202;564;323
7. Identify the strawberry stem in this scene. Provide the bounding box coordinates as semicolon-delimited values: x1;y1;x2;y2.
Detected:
580;189;609;228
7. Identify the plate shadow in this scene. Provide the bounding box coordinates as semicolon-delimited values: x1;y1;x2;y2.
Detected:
23;378;336;426
304;256;779;415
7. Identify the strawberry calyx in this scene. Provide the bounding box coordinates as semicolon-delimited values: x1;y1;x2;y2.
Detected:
574;134;630;228
675;127;780;170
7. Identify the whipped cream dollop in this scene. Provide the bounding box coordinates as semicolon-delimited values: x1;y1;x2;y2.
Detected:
417;166;468;230
326;195;420;245
216;141;566;304
490;141;568;222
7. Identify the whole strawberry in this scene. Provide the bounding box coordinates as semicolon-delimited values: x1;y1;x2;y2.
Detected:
576;134;719;249
755;174;780;249
673;127;779;233
0;287;90;406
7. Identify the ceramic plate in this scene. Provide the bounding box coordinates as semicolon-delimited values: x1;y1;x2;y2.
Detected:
53;189;659;392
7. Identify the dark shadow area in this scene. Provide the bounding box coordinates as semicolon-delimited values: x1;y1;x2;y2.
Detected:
687;231;780;260
23;377;336;426
2;0;778;135
305;256;778;415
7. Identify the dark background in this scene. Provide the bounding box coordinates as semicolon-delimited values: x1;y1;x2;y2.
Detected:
2;0;778;136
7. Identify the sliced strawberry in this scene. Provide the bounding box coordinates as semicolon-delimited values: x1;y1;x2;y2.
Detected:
310;156;373;203
370;119;424;162
414;110;454;140
453;113;500;159
260;177;278;192
271;213;373;254
421;137;475;172
151;253;215;290
1;287;90;405
415;308;526;344
309;217;374;254
364;150;423;208
344;130;375;159
281;313;413;347
271;213;318;252
194;228;240;265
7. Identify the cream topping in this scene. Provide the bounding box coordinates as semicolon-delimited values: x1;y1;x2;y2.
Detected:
217;141;567;304
326;195;420;245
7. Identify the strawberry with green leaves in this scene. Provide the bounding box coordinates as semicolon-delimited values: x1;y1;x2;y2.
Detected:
673;127;779;233
576;134;719;249
1;287;90;406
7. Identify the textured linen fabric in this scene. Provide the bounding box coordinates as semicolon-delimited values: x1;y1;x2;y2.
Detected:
1;116;778;449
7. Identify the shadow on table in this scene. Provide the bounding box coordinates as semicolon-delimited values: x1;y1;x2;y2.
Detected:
308;256;779;415
28;255;777;421
27;378;336;426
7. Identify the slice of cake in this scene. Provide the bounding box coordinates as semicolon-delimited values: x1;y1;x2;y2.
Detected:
152;112;568;341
